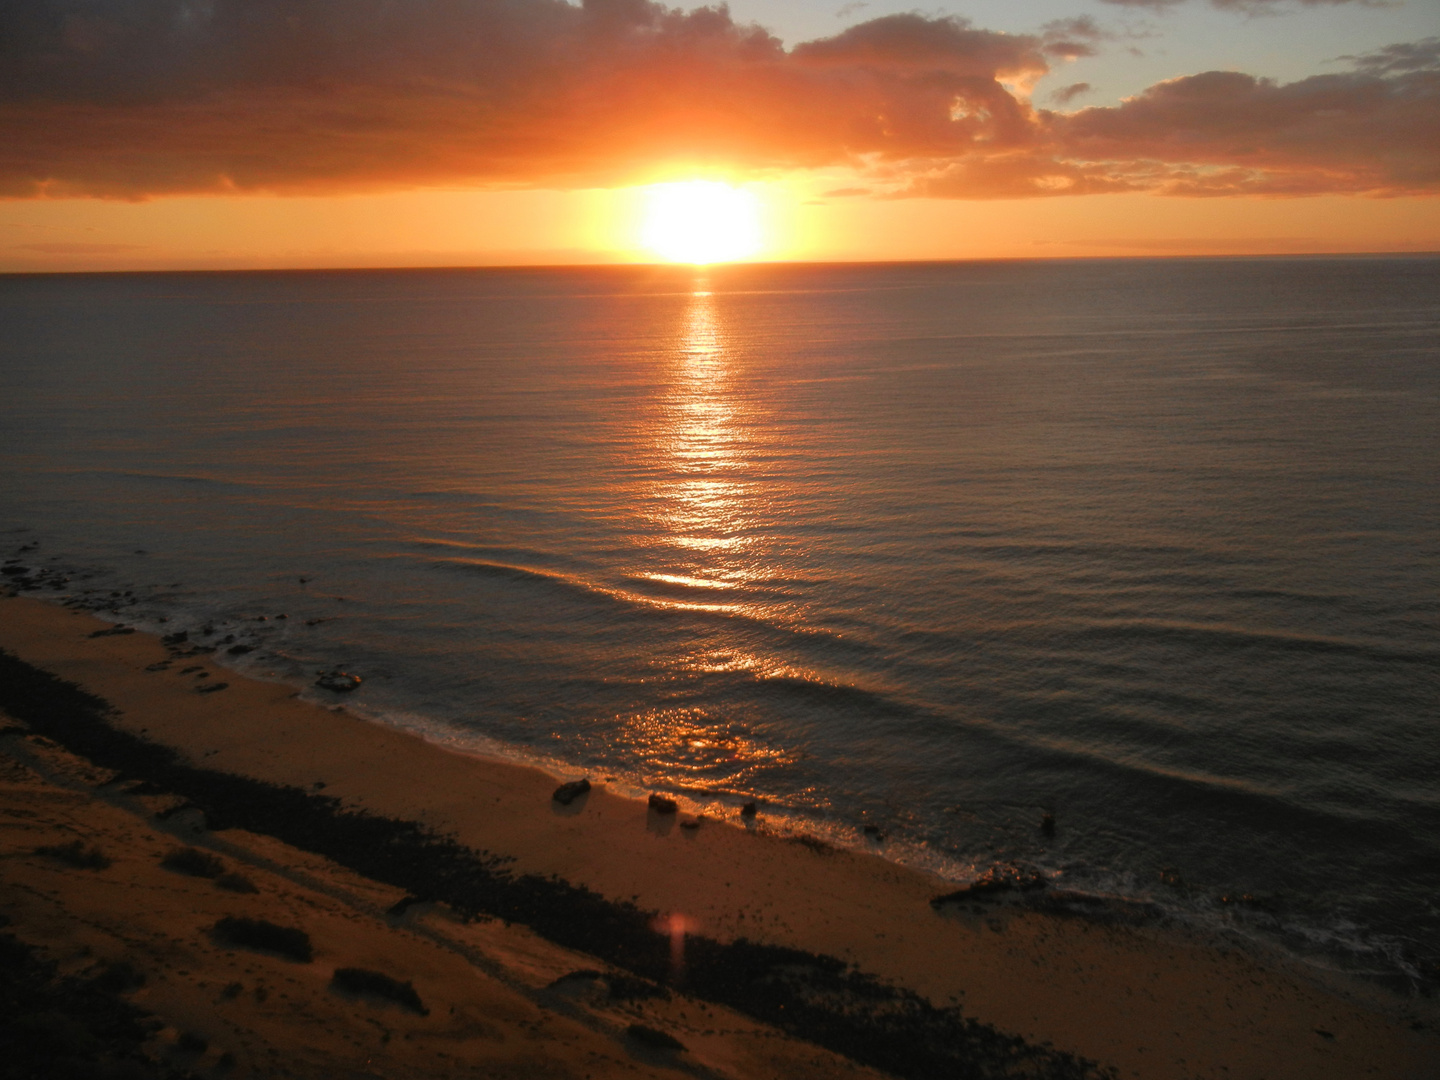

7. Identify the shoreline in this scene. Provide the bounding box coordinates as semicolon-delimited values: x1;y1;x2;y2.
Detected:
46;568;1440;996
2;592;1437;1080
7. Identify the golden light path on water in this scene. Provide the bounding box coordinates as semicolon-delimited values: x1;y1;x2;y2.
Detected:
614;282;802;792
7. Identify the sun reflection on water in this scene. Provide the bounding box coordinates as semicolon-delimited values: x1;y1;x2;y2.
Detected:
641;282;761;606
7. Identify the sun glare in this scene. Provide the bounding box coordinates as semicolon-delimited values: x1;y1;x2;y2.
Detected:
639;181;762;264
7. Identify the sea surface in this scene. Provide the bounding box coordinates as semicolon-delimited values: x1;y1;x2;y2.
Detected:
2;257;1437;993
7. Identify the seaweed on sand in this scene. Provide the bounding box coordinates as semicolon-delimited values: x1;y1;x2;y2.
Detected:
0;647;1115;1080
330;968;427;1015
212;917;312;963
0;930;189;1080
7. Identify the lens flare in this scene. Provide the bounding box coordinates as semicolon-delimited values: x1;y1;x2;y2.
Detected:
639;181;762;264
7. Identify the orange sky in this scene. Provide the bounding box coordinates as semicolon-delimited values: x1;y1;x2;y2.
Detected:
1;0;1437;272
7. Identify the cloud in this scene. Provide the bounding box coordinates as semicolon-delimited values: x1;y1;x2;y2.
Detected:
0;2;1434;202
1337;37;1440;77
1051;82;1094;105
1051;60;1440;197
17;241;143;253
1098;0;1380;12
0;1;1050;198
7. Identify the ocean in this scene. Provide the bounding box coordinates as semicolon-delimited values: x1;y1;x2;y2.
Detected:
2;256;1437;993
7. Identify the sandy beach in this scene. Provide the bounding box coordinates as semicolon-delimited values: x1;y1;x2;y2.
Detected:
1;592;1435;1080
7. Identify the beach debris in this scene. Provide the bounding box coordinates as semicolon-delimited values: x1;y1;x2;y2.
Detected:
34;840;111;870
1041;811;1056;837
315;670;362;693
648;793;678;815
740;800;758;820
550;969;604;986
331;967;428;1015
626;1024;686;1051
930;864;1047;908
386;894;428;917
552;778;591;805
212;916;313;962
605;973;670;1001
161;846;225;878
1218;891;1280;913
196;682;229;694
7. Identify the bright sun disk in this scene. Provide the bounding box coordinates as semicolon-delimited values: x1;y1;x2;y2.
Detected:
639;181;762;264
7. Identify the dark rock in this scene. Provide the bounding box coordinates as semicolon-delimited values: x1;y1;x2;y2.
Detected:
606;973;670;1001
740;801;758;819
35;840;111;870
386;895;427;917
144;661;171;672
552;778;591;805
863;824;884;841
547;969;604;987
88;626;134;638
1040;812;1056;838
648;793;678;815
315;670;362;693
626;1024;685;1051
930;864;1047;908
197;682;229;694
226;644;254;655
212;916;312;962
680;818;701;831
1;565;29;577
161;632;189;646
216;873;258;894
331;967;427;1015
161;846;225;878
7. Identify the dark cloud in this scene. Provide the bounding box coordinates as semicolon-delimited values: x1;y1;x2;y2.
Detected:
1053;61;1440;197
1098;0;1380;12
0;1;1054;197
0;1;1433;201
1051;82;1094;105
1337;37;1440;77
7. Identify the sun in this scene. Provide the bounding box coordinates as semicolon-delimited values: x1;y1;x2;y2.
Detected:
639;181;762;264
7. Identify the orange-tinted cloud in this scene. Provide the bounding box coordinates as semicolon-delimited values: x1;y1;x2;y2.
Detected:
0;1;1434;201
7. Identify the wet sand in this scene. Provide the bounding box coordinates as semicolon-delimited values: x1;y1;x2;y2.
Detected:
1;593;1436;1080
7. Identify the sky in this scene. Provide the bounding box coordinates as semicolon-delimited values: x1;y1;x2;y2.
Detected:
1;0;1437;271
